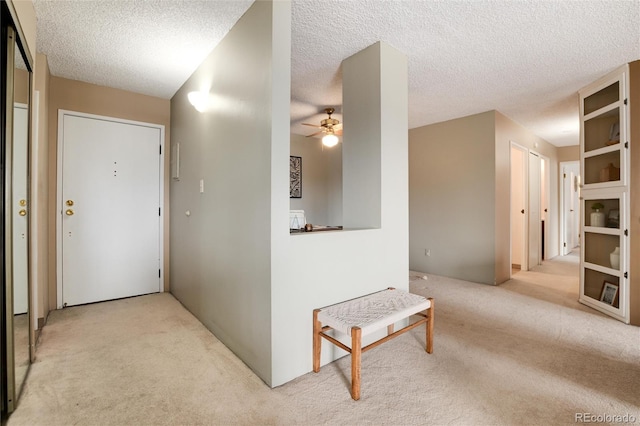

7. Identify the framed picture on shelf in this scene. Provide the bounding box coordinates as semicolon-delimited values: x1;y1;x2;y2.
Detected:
600;281;618;306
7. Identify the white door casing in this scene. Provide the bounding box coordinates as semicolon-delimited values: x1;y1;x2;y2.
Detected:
57;111;164;307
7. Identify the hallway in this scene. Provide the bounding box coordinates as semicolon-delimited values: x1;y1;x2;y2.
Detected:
507;249;580;310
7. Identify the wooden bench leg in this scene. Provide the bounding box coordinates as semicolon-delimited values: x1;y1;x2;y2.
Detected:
426;298;434;354
351;327;362;400
313;309;321;372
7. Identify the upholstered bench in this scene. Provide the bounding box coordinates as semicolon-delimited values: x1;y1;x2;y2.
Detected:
313;288;434;400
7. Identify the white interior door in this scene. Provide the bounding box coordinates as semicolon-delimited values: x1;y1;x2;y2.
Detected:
60;113;162;307
561;162;580;255
528;152;541;269
510;145;526;271
12;104;29;315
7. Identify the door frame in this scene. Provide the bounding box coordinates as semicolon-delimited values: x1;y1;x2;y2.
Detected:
56;110;165;308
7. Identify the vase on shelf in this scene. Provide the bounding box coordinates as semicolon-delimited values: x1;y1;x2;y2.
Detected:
591;209;605;227
610;247;620;270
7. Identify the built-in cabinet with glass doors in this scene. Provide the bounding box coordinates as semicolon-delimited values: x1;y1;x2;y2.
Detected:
579;65;630;323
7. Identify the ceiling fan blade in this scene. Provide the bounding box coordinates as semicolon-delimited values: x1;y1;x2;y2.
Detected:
335;129;343;136
306;131;324;138
333;123;343;131
302;123;322;128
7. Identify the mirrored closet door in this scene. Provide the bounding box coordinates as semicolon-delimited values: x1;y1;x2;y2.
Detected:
2;2;33;417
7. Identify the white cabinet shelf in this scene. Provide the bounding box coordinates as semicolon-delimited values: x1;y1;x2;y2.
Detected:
583;226;620;236
579;65;630;323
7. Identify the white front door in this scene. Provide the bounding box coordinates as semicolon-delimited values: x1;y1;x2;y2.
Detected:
13;104;29;315
60;112;162;307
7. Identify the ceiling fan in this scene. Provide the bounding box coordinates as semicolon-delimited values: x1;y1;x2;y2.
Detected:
302;107;342;147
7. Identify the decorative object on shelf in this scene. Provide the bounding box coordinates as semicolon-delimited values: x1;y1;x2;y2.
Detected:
600;281;619;306
289;210;305;230
290;156;302;198
599;163;620;182
605;122;621;146
304;223;313;232
607;209;620;228
610;247;620;270
590;202;605;227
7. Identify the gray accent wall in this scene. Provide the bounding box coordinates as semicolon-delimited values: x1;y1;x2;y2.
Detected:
170;2;408;386
409;110;560;285
409;111;497;284
270;42;408;386
289;134;342;226
169;0;289;385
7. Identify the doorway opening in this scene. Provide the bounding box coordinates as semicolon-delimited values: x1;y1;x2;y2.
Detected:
510;142;550;277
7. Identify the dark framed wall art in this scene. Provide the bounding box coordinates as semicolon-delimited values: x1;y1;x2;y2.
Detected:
290;156;302;198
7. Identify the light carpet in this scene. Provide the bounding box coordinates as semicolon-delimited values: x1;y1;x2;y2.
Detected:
8;254;640;425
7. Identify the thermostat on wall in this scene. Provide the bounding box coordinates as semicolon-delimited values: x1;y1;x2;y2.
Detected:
171;143;180;180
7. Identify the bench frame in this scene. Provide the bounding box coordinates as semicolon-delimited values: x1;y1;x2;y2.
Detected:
312;289;434;400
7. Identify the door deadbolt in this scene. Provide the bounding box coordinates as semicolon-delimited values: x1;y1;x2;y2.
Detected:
65;209;74;216
19;199;26;206
66;200;74;206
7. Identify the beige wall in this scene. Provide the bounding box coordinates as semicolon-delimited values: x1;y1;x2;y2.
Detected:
13;68;29;104
47;77;171;311
409;111;497;284
557;145;579;163
33;53;50;325
629;60;640;325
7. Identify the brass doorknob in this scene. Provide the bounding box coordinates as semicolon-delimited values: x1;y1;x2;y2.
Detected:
18;209;27;216
65;209;74;216
19;199;26;206
66;200;74;206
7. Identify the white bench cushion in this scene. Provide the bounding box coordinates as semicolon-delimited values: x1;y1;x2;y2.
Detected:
317;289;431;337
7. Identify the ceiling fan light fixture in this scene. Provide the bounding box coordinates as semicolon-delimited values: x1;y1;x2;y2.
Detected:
322;133;339;147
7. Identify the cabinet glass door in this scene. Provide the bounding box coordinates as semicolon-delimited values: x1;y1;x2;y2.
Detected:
581;78;627;188
580;192;626;317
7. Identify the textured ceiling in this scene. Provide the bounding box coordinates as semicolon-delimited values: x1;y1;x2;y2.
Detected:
33;0;640;147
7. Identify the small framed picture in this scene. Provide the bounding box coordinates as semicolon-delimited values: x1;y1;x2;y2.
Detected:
290;156;302;198
600;281;618;306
